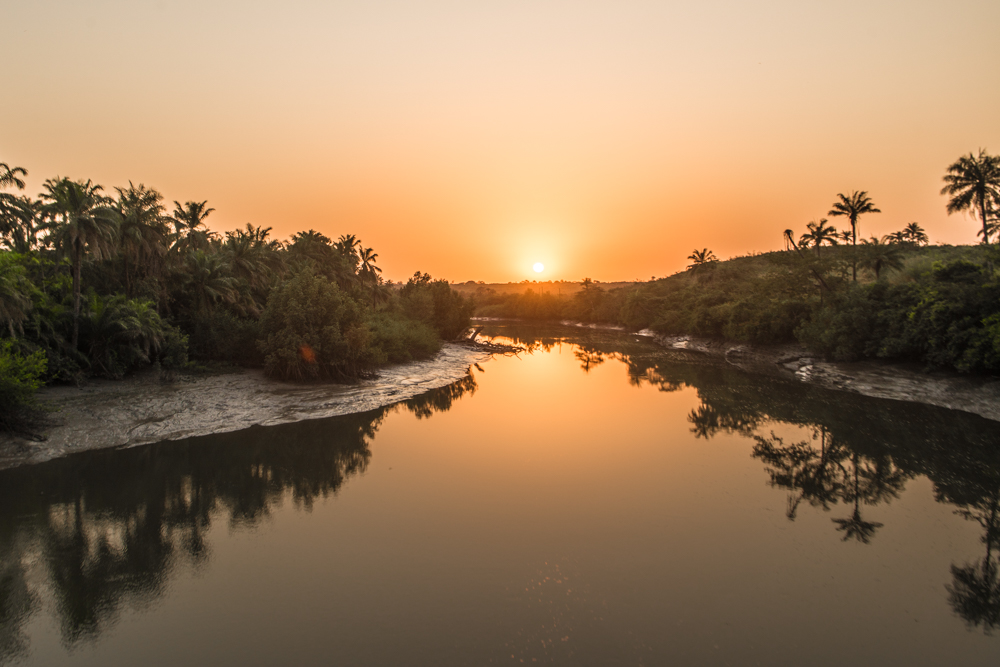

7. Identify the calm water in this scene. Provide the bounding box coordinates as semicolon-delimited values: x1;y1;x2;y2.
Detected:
2;324;1000;666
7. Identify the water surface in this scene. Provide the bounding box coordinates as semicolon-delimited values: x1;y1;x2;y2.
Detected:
2;324;999;666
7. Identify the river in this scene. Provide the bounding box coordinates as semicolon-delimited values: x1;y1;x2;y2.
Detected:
1;323;999;666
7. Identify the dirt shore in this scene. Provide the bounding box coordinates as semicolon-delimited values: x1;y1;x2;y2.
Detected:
0;343;490;470
640;332;1000;423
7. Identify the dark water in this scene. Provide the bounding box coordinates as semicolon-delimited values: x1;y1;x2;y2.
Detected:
2;323;1000;666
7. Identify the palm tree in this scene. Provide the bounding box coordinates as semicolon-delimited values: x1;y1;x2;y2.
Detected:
172;200;214;235
885;231;907;244
335;234;361;272
902;222;929;245
686;248;718;270
0;163;31;246
40;178;120;348
116;183;171;297
358;247;381;282
859;236;904;280
941;149;1000;244
799;218;839;258
0;253;33;338
828;191;881;281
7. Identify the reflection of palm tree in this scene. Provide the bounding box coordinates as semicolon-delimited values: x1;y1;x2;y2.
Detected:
948;489;1000;632
574;346;605;372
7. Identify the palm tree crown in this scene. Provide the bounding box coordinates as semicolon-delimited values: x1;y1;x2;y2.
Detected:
40;177;121;348
941;149;1000;244
828;190;880;281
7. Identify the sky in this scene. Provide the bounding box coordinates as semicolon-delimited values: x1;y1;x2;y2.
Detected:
3;0;999;282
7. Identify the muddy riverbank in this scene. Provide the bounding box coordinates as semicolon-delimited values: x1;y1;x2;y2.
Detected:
641;332;1000;423
0;343;490;470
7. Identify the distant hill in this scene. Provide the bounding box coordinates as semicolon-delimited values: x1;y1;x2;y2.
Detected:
450;280;640;297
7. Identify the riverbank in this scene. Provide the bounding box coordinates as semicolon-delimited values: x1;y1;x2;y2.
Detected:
477;318;1000;423
640;331;1000;422
0;343;490;470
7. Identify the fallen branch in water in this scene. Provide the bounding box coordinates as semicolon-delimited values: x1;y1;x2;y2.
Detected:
457;328;525;356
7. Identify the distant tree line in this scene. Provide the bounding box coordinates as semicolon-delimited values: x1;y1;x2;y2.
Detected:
472;150;1000;374
0;164;473;432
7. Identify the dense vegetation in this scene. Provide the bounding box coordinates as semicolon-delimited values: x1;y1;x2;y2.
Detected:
0;163;472;432
471;149;1000;375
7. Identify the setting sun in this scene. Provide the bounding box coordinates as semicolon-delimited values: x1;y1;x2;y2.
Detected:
533;262;545;273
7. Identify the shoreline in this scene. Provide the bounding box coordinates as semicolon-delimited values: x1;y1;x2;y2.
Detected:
0;343;491;471
475;318;1000;423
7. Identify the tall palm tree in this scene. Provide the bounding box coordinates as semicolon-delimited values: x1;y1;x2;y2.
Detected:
0;163;31;245
116;183;171;297
941;150;1000;244
358;247;381;282
828;190;881;281
799;218;839;258
40;178;120;348
335;234;361;272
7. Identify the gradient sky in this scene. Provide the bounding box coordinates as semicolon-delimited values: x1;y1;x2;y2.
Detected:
3;0;999;282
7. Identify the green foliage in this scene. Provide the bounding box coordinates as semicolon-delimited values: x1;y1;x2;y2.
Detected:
80;294;183;379
797;260;1000;372
258;270;378;381
367;312;440;363
399;272;474;339
0;340;47;432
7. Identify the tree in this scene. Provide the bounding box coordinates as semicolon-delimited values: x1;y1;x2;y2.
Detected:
686;248;718;270
799;218;839;258
828;191;881;282
942;149;1000;244
859;236;904;280
40;178;120;349
115;183;171;298
0;253;33;338
170;200;217;253
0;162;30;244
902;222;929;245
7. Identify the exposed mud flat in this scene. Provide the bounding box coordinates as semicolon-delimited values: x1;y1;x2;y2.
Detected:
641;332;1000;423
0;343;491;470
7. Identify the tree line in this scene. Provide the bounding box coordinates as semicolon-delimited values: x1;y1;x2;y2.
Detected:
0;165;473;432
473;149;1000;373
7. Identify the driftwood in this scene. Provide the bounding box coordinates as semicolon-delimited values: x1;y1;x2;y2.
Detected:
458;327;524;356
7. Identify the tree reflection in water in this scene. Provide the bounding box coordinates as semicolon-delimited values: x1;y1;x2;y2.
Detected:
0;371;477;661
492;325;1000;631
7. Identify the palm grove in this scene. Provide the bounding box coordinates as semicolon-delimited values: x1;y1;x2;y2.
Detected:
0;165;473;431
473;149;1000;373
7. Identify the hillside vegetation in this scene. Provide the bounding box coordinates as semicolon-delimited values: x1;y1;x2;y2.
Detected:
469;243;1000;374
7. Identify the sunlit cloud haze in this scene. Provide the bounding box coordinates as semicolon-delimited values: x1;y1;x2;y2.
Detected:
3;0;998;281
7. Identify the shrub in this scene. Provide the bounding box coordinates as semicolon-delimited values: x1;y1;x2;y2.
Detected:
0;341;47;433
400;273;474;339
259;271;378;380
368;313;440;363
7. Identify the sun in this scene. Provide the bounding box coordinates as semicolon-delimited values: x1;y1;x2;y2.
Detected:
533;262;545;273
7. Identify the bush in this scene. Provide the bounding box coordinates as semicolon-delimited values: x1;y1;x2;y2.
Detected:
368;313;440;363
259;271;379;380
0;341;47;433
399;273;474;339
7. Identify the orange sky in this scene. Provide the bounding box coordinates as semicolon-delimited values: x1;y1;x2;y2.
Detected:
3;0;999;282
